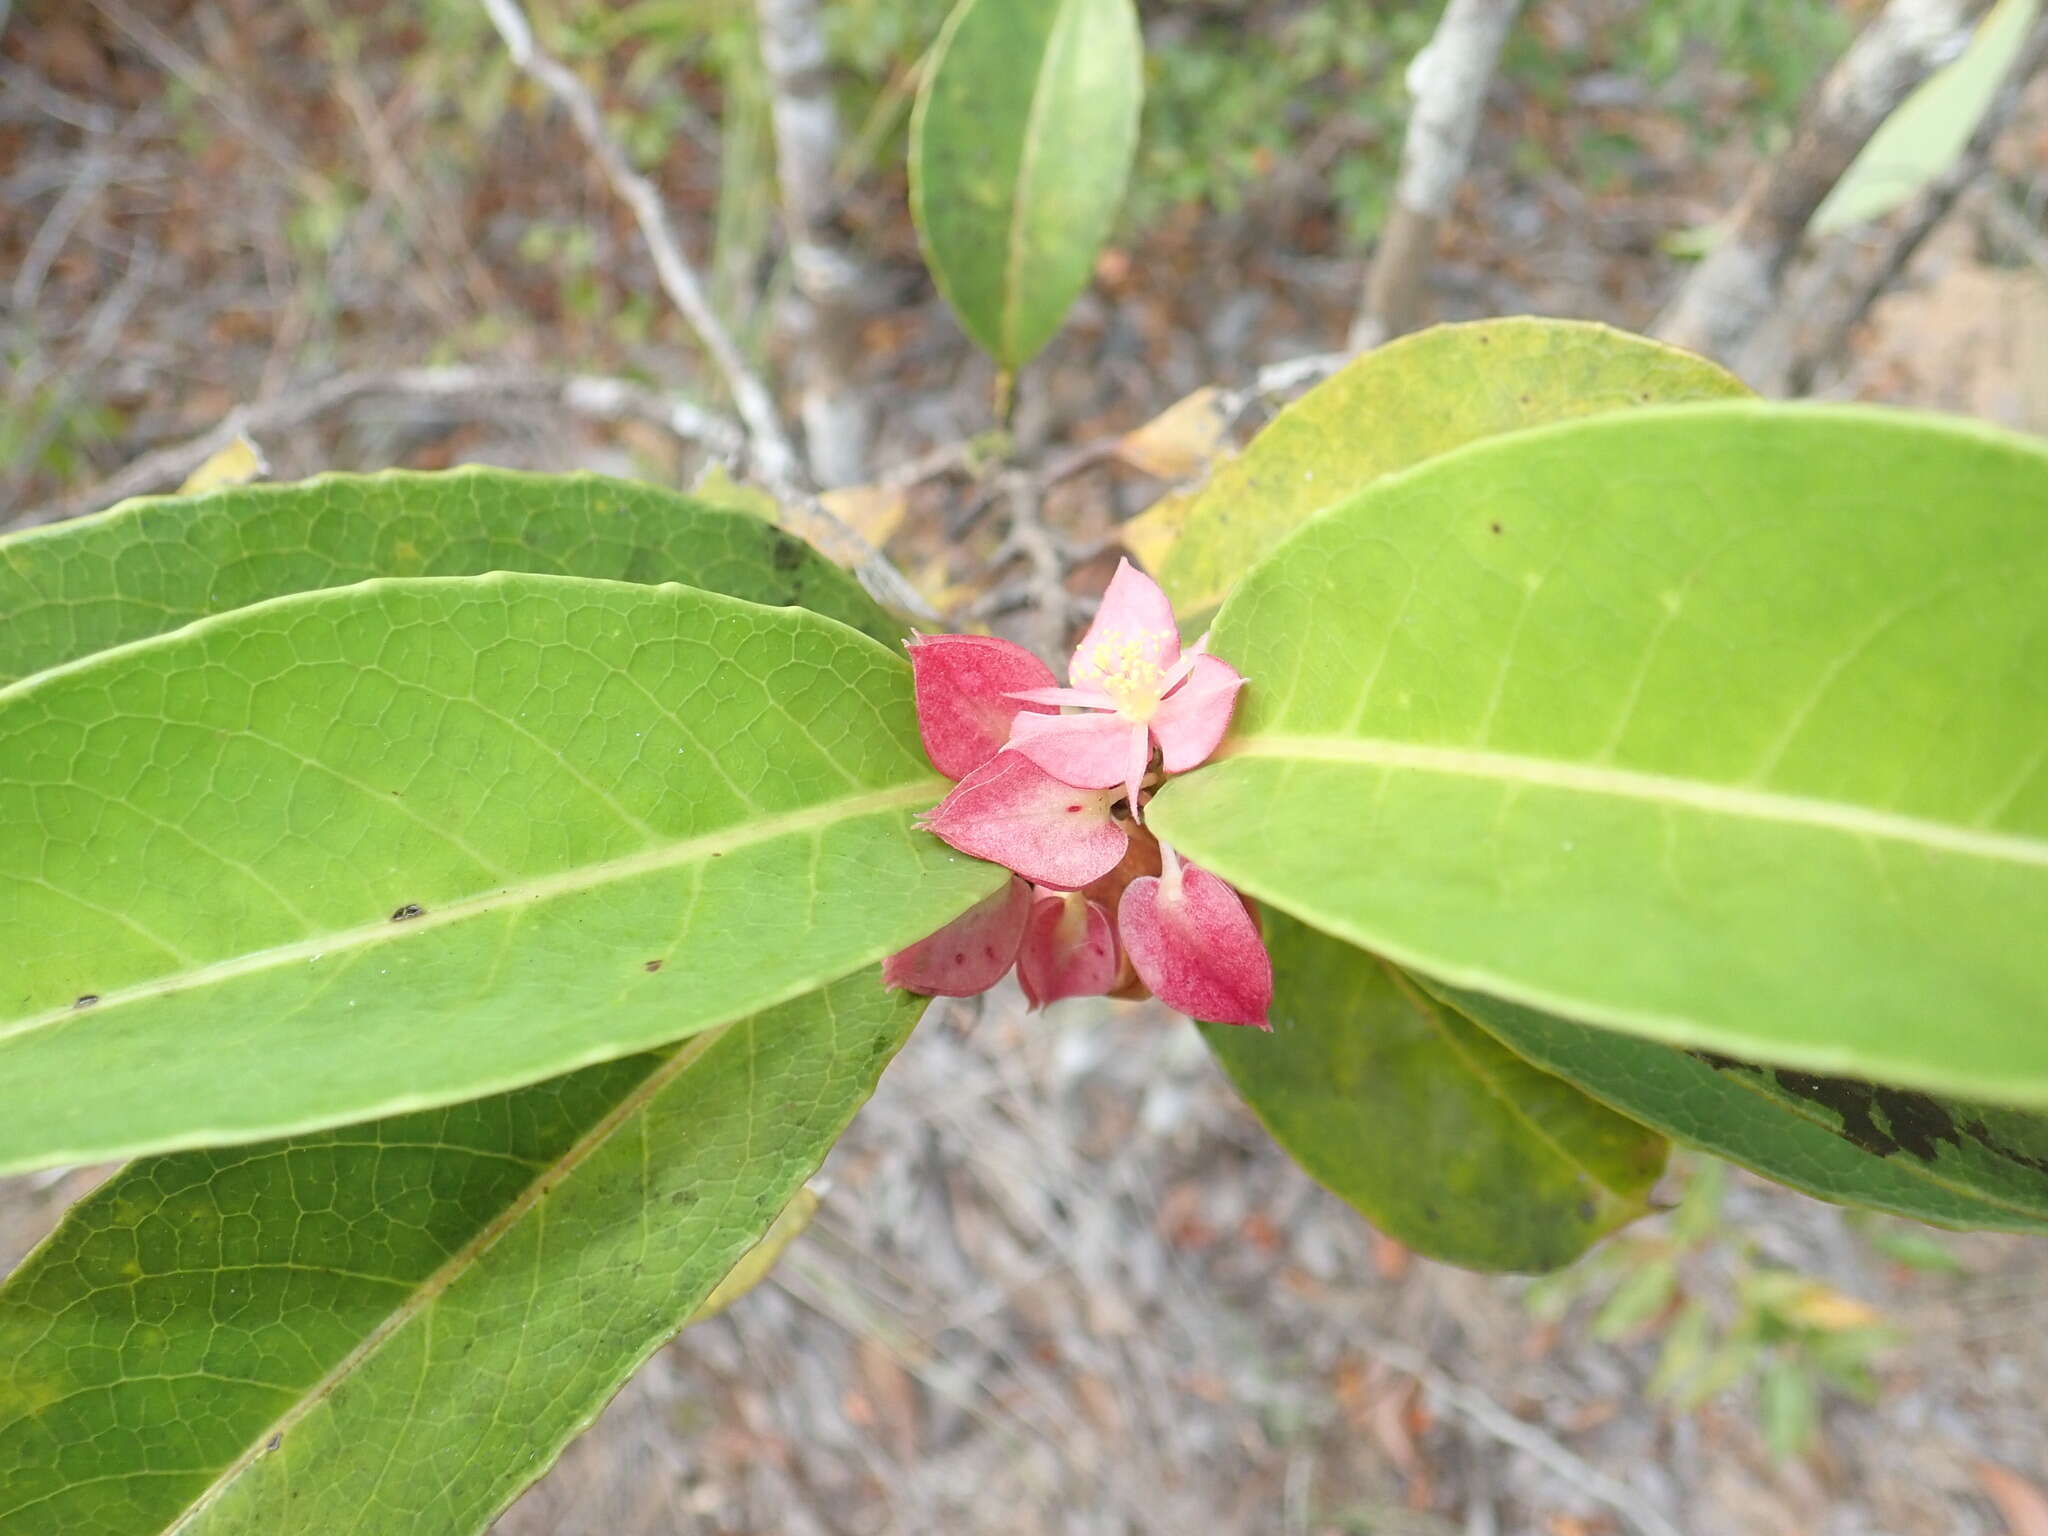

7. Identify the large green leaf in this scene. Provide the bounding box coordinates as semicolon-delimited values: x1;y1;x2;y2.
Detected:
909;0;1142;369
0;575;1001;1173
1121;318;1749;615
1441;985;2048;1234
0;970;918;1536
1150;404;2048;1104
0;468;899;689
1203;912;1666;1272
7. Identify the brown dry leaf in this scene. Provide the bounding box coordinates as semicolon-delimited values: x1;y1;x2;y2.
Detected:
177;433;268;495
1975;1460;2048;1536
854;1336;919;1462
1116;386;1229;480
818;484;909;547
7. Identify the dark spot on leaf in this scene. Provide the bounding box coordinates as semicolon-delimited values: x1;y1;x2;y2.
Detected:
390;903;424;922
73;994;99;1010
1489;522;1503;535
267;1434;282;1452
984;946;997;960
953;951;967;964
768;529;808;572
1578;1200;1595;1221
644;959;663;973
1518;394;1531;406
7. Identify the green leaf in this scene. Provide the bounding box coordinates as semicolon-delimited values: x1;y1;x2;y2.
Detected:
0;574;1001;1173
1811;0;2042;234
1759;1357;1817;1459
0;467;901;689
909;0;1142;369
1149;402;2048;1104
1122;318;1750;616
1201;913;1665;1273
1441;989;2048;1233
1592;1255;1678;1340
0;970;918;1536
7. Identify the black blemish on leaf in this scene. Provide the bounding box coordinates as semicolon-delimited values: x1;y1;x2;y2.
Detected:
644;959;664;973
767;528;808;572
267;1434;282;1452
1577;1200;1596;1222
73;994;99;1010
1489;522;1504;535
390;903;424;922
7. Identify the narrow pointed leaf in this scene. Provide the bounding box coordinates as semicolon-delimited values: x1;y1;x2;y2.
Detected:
0;574;1001;1172
0;468;899;689
0;971;919;1536
1442;985;2048;1233
909;0;1142;369
1203;913;1665;1272
1121;318;1749;615
1151;404;2048;1103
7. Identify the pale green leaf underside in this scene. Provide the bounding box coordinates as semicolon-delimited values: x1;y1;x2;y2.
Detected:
0;575;1001;1172
1441;985;2048;1233
1152;404;2048;1103
0;970;920;1536
0;467;900;690
1203;912;1665;1272
1127;317;1749;616
910;0;1141;368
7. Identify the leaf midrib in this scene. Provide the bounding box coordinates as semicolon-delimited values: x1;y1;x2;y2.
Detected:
999;0;1077;362
1224;734;2048;868
0;779;943;1045
161;1024;735;1535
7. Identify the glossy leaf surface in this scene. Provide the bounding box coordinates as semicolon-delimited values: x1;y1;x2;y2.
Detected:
0;575;1001;1172
1151;404;2048;1103
0;971;919;1536
1121;318;1748;615
0;468;899;688
909;0;1142;368
1203;912;1666;1271
1445;986;2048;1233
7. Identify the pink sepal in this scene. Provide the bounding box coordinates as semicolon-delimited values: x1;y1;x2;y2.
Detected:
883;876;1032;997
1017;890;1119;1008
1004;709;1145;792
1118;858;1273;1028
1151;654;1247;773
1069;558;1179;692
907;633;1058;781
917;754;1128;890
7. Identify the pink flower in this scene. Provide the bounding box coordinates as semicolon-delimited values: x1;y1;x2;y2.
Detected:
1118;845;1272;1030
886;558;1271;1029
1001;559;1247;812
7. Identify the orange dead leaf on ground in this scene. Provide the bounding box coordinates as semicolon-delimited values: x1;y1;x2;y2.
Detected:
1116;386;1230;480
818;484;909;547
1976;1460;2048;1536
1371;1231;1412;1281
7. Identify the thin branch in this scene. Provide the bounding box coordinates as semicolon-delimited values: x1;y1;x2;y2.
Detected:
1351;0;1523;350
1759;15;2048;393
478;0;798;491
478;0;935;619
29;367;745;524
1654;0;1995;363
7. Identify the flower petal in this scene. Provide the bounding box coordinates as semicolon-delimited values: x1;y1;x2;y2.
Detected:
918;754;1128;889
1005;686;1118;709
1017;891;1119;1008
907;633;1059;780
883;876;1032;997
1149;653;1248;774
1005;709;1145;792
1069;558;1180;692
1118;856;1272;1028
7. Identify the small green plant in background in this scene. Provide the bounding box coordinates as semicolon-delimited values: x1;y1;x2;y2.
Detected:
1527;1159;1922;1461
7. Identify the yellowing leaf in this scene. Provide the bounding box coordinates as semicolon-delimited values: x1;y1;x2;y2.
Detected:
1781;1282;1885;1333
1116;386;1230;480
818;484;910;547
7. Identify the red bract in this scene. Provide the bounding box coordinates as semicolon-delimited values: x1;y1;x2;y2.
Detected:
882;876;1031;997
917;754;1127;890
1117;848;1272;1029
906;633;1058;780
1017;890;1119;1007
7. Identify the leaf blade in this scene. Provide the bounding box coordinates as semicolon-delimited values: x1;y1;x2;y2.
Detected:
1122;318;1750;615
1203;912;1666;1272
0;575;999;1172
0;467;900;689
0;971;919;1536
1150;403;2048;1103
909;0;1142;369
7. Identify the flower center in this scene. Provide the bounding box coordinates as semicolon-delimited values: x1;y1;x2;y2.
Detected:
1084;632;1168;722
